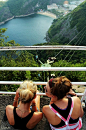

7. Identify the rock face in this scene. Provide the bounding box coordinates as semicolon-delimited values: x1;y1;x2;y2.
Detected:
0;95;86;130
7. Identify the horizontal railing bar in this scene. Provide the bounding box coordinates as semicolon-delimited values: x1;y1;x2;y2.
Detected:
0;81;86;85
0;46;86;50
0;91;46;96
0;67;86;71
0;91;83;96
0;81;47;85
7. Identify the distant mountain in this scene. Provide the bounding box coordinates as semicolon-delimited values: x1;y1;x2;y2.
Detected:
46;1;86;46
0;0;79;23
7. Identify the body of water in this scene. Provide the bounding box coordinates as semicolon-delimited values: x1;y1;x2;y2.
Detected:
0;14;54;46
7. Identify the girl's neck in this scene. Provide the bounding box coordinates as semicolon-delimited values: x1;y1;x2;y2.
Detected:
50;97;68;109
18;101;31;111
50;96;67;104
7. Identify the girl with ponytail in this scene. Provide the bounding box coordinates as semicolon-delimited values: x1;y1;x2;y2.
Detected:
6;80;43;130
43;76;84;130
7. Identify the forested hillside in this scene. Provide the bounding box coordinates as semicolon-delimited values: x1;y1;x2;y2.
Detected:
0;0;79;23
0;27;86;92
46;1;86;46
0;0;63;23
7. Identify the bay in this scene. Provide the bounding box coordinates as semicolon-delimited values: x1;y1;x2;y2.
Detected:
0;14;54;46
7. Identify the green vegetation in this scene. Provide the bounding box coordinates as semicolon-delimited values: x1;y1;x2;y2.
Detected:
0;0;86;92
70;1;86;31
0;28;39;91
0;0;61;20
48;17;64;39
0;0;81;23
49;9;63;18
46;1;86;46
0;28;86;92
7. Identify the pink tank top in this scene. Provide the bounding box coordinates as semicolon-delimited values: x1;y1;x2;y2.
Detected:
49;98;82;130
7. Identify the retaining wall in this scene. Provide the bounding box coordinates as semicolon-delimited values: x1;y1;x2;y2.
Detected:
0;95;86;130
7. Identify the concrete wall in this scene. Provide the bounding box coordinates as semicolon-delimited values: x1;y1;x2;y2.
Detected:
0;95;86;130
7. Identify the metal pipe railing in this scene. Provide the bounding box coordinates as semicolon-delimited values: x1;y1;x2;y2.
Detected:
0;81;86;97
0;81;86;85
0;91;46;96
0;46;86;99
0;46;86;50
0;81;47;85
0;67;86;71
0;91;84;96
0;68;86;97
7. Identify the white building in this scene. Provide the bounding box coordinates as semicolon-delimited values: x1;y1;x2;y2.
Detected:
47;3;58;10
76;0;85;5
70;1;84;5
63;11;69;16
69;5;77;10
63;1;69;8
70;1;77;5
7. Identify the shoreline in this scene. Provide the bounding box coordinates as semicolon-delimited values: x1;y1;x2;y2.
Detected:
0;16;14;25
37;11;57;19
0;13;35;26
15;13;35;18
0;11;56;25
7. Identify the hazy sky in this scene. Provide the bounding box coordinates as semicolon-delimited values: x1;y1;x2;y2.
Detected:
0;0;7;1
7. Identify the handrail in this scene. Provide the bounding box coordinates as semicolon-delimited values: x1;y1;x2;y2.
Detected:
0;46;86;50
0;91;46;95
0;67;86;71
0;46;86;101
0;81;47;85
0;91;84;96
0;81;85;98
0;81;86;85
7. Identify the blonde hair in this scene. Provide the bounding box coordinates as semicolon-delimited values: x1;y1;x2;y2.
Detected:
19;80;37;103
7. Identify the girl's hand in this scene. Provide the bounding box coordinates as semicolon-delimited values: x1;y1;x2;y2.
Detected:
15;88;19;100
13;88;19;107
68;89;77;97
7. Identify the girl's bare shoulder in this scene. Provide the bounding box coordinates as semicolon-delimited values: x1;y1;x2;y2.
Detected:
72;96;81;104
6;105;14;113
42;105;51;114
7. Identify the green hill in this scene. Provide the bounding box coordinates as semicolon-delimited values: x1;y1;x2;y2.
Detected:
46;1;86;46
0;0;79;23
0;0;63;23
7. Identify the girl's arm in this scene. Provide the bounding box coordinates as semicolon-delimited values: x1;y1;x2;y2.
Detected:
13;88;19;107
31;90;40;112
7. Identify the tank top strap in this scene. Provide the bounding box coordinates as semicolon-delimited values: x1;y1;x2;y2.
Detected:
13;107;34;129
25;111;34;123
49;105;67;123
49;97;74;125
13;107;17;120
66;97;74;122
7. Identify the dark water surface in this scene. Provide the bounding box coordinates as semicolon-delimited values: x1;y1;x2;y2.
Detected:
0;14;54;46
